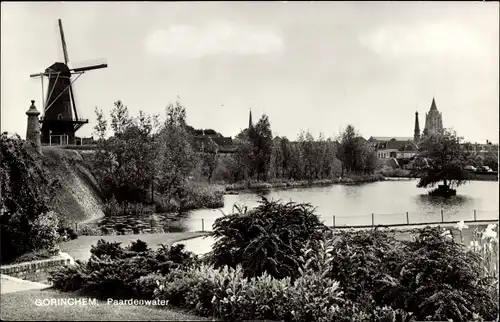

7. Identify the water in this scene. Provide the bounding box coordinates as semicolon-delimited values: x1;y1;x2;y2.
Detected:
185;180;499;231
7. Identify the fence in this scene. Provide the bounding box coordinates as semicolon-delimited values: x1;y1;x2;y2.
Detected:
70;209;498;235
186;210;498;232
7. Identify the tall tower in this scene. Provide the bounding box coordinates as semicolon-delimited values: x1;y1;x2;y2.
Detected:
413;111;420;143
424;98;444;136
26;100;42;154
249;109;253;128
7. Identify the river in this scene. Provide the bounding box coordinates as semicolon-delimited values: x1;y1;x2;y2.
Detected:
185;180;499;232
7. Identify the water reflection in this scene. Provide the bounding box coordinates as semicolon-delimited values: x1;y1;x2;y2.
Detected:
185;180;498;232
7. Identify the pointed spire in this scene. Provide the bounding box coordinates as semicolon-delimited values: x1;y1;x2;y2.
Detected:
248;108;253;128
413;111;420;142
430;98;437;111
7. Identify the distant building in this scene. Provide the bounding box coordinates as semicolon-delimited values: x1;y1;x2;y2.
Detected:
368;137;417;159
422;98;444;137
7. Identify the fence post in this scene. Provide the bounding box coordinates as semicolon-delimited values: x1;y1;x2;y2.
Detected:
441;210;444;223
474;209;477;221
406;212;409;225
371;213;374;227
202;218;205;232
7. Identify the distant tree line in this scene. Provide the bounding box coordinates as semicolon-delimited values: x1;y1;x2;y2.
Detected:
90;99;379;207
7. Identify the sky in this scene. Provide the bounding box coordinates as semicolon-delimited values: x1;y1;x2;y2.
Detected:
1;1;498;143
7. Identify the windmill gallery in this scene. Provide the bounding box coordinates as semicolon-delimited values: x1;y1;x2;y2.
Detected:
29;19;107;146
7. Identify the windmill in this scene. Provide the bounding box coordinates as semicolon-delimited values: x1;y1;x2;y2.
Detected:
30;18;107;145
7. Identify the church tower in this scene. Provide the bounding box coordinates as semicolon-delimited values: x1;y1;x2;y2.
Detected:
413;111;420;143
249;109;253;128
423;98;443;136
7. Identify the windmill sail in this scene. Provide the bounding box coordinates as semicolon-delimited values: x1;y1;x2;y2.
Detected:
29;18;107;145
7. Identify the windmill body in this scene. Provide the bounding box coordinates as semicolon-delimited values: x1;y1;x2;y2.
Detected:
30;19;107;145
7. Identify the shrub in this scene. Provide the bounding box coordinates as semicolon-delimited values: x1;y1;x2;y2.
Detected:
28;211;60;252
48;264;89;292
398;226;499;321
180;182;224;210
133;273;168;300
90;239;127;260
50;239;200;300
321;228;404;310
209;198;327;279
1;133;59;262
57;225;78;241
77;225;102;236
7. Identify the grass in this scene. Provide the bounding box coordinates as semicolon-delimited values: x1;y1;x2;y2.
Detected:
0;289;208;321
4;249;56;265
58;231;209;262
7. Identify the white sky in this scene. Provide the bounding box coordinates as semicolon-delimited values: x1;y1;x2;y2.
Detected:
1;2;498;143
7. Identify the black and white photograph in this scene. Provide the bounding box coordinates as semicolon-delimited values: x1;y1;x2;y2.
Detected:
0;1;499;321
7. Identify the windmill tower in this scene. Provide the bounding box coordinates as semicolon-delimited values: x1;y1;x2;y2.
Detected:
30;19;107;145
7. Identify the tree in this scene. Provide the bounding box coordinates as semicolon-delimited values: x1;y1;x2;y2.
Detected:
228;137;254;182
337;125;376;175
156;99;198;199
91;101;159;203
201;137;219;183
411;130;471;194
1;133;60;262
252;115;273;181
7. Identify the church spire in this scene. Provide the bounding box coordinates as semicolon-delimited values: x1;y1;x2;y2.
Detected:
249;109;253;128
430;98;438;111
413;111;420;142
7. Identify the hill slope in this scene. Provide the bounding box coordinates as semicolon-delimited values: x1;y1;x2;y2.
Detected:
41;146;104;223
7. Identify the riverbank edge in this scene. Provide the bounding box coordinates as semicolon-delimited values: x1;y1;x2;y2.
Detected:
222;174;386;193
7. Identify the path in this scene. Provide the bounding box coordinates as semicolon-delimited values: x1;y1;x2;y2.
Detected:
0;274;51;294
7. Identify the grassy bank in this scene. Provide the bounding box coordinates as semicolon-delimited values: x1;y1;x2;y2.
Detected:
381;168;499;181
222;173;386;192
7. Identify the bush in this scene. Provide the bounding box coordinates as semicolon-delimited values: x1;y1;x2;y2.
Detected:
154;263;349;322
398;227;498;321
134;273;168;300
28;211;60;252
209;198;327;279
180;182;224;210
48;264;88;292
77;225;102;236
50;239;200;300
1;133;59;262
57;225;78;241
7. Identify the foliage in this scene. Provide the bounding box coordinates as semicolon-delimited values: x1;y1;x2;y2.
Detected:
57;225;78;241
398;226;498;321
48;263;89;292
156;99;198;199
133;273;169;300
337;125;377;174
10;248;59;264
50;239;199;300
91;98;223;219
77;225;103;236
200;137;220;183
92;102;159;203
0;133;60;262
209;198;327;279
411;129;472;189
